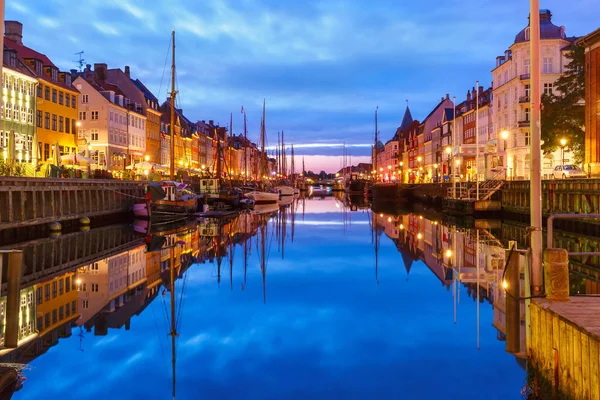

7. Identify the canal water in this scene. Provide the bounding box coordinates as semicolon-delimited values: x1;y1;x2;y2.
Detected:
1;195;539;399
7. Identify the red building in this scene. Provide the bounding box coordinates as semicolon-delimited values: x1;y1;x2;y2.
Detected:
578;29;600;175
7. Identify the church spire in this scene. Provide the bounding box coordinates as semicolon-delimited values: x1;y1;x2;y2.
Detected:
399;105;413;132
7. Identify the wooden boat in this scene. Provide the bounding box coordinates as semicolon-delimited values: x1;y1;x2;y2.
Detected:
345;172;369;195
133;181;197;220
276;185;295;196
245;190;279;204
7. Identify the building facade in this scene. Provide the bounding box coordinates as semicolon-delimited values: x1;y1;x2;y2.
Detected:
5;21;78;165
578;28;600;176
492;10;575;180
73;64;146;173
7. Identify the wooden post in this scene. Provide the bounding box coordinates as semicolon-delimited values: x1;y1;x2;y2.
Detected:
3;251;23;348
544;248;569;301
506;241;521;354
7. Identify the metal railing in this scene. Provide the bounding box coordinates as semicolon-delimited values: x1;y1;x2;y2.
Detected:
547;214;600;248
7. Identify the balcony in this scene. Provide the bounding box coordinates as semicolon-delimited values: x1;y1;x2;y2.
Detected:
518;120;531;128
520;74;530;80
519;96;530;104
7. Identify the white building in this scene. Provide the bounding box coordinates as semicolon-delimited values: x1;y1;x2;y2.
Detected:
492;9;576;180
73;63;146;172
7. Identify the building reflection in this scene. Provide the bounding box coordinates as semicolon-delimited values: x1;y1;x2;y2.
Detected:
0;206;288;397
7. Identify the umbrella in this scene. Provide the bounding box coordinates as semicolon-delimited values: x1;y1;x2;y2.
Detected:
7;130;15;164
126;161;167;171
60;153;97;165
53;142;61;166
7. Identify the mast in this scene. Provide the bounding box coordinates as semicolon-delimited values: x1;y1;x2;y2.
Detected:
229;112;233;178
229;221;234;291
373;107;378;180
215;128;222;180
261;216;267;304
291;144;295;185
243;108;247;185
260;100;266;180
282;130;286;177
277;131;281;178
169;30;177;181
169;245;178;400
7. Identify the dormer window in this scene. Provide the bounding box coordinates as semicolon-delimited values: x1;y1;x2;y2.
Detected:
51;67;58;82
525;27;530;41
35;60;43;75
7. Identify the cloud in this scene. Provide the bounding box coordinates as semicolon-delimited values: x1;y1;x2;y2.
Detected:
93;22;119;36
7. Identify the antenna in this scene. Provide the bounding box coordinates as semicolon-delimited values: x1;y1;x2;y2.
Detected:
74;51;85;72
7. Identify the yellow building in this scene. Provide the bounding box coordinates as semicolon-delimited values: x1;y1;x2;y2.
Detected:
5;21;78;162
34;271;78;336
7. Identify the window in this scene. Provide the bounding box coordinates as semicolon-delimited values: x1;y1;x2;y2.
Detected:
44;313;50;328
37;84;42;98
59;116;64;132
14;104;19;120
66;304;71;317
66;93;70;107
525;27;530;41
59;306;64;320
543;57;553;74
79;111;86;120
44;86;50;100
525;84;530;98
59;279;64;295
544;83;554;96
82;94;89;103
66;276;71;292
91;129;99;141
52;309;57;324
71;300;76;314
66;117;71;133
52;281;57;298
52;89;57;103
524;59;530;75
44;143;50;160
58;91;64;105
525;107;530;121
52;114;57;131
28;108;33;124
36;287;43;305
504;93;508;106
81;282;87;292
82;300;89;309
44;112;50;129
91;283;99;292
45;283;50;301
72;96;76;108
37;316;43;331
5;103;11;119
72;120;77;135
91;111;98;120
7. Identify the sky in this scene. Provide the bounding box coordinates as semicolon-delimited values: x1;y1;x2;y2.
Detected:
16;199;526;399
6;0;599;172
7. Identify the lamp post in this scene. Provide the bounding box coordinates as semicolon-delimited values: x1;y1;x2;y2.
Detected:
399;161;404;183
445;146;451;183
560;138;567;167
501;130;509;180
417;156;422;183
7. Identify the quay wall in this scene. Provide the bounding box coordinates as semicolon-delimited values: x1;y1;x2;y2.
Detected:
0;177;145;230
529;298;600;400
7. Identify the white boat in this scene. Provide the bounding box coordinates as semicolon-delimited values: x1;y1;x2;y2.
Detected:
293;188;300;195
245;190;280;204
252;202;279;215
276;186;295;196
278;195;294;206
310;185;330;197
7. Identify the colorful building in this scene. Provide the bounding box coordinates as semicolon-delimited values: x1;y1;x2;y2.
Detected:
1;44;37;170
5;21;78;165
34;271;78;336
577;28;600;176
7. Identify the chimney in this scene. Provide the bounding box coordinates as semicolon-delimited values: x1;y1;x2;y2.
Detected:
446;94;450;100
5;21;23;45
209;120;214;126
70;69;78;75
94;63;107;81
466;90;471;101
125;66;130;78
85;64;92;72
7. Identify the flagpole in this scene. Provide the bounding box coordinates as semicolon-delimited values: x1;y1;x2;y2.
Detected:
476;81;479;200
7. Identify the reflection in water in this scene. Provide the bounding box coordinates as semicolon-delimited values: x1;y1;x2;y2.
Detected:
8;195;600;398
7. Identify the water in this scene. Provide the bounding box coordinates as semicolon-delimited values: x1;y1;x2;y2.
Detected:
1;196;530;399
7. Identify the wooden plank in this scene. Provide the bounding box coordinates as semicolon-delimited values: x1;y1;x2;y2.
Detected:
573;327;583;399
20;191;25;221
560;319;568;393
8;191;13;223
582;328;590;400
590;338;599;400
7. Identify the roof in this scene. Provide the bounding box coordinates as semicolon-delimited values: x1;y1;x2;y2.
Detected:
4;36;75;91
3;47;37;79
576;27;600;47
132;79;159;103
399;106;414;132
443;108;454;122
514;10;568;44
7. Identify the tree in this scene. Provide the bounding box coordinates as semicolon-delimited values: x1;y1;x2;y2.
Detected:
541;45;585;163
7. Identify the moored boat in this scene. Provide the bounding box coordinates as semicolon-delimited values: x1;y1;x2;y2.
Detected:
276;185;295;196
245;190;280;204
133;181;197;221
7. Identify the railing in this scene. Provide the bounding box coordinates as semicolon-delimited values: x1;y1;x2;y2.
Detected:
520;74;530;80
518;96;530;103
446;168;506;201
518;120;531;128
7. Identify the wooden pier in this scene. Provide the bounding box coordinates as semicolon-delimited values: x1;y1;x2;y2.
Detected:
0;177;145;230
529;297;600;399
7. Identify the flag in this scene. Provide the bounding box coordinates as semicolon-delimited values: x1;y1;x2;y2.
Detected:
241;106;244;114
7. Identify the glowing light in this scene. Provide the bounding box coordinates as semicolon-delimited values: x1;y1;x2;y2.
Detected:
502;280;509;290
144;154;150;161
399;224;404;230
445;249;452;258
387;217;392;222
501;130;509;140
445;146;451;154
417;156;422;162
417;233;423;240
560;138;567;147
379;213;383;217
75;278;82;285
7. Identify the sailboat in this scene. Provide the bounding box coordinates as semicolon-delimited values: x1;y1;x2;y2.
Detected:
244;100;280;204
275;130;295;197
133;31;197;220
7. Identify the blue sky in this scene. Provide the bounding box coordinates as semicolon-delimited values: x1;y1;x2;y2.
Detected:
7;0;598;171
16;198;525;399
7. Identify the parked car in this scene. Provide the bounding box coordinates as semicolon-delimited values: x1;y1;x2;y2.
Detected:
553;165;587;179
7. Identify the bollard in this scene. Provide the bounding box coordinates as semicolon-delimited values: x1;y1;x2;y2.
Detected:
3;251;23;348
543;248;569;301
48;221;62;232
79;216;91;225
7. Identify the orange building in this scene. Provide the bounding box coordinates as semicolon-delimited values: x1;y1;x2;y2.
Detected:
34;271;78;335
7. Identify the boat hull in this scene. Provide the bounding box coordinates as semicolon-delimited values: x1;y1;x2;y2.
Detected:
276;186;295;196
345;179;368;195
245;191;280;204
133;199;198;221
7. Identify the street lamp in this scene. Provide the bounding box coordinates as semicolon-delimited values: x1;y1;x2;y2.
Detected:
560;138;567;167
145;154;150;162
